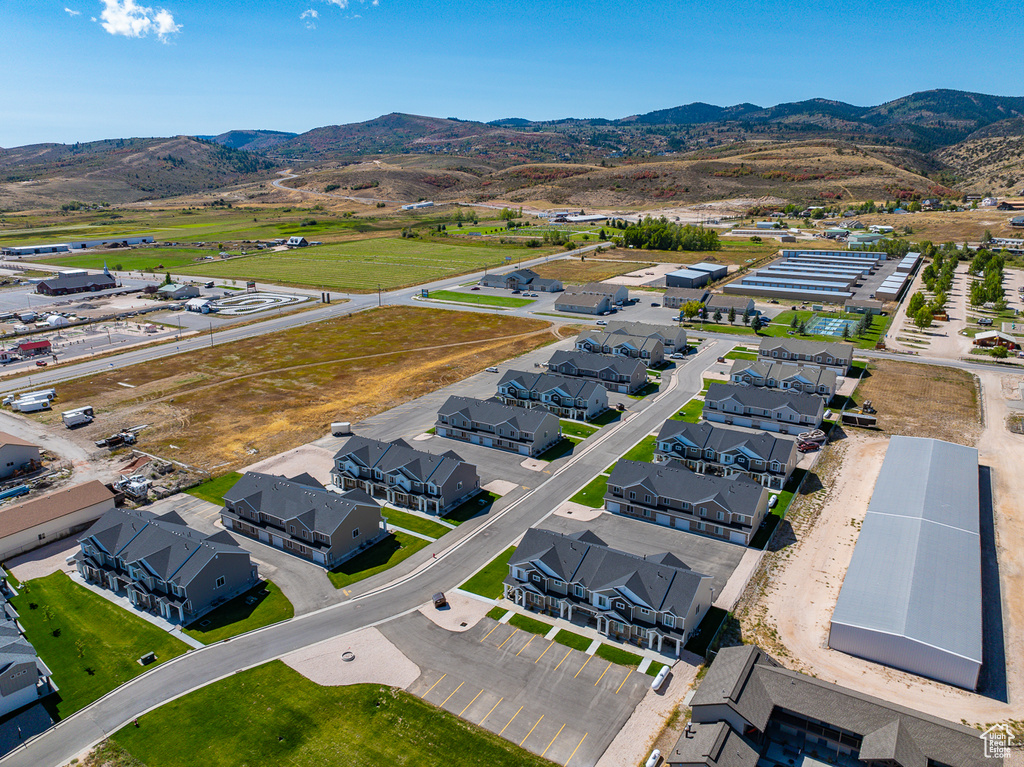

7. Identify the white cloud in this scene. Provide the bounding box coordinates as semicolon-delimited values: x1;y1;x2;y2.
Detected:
301;8;318;28
65;7;82;16
99;0;181;41
323;0;348;7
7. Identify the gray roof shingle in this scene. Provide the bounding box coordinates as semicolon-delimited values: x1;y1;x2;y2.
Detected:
704;382;824;418
437;396;555;433
607;460;766;515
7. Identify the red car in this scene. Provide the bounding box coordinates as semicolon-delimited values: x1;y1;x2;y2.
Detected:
35;360;48;367
797;441;819;452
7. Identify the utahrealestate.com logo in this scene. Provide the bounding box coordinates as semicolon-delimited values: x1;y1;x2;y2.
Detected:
981;724;1017;758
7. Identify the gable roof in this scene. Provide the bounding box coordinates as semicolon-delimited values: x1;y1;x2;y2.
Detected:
497;370;605;400
729;359;837;389
758;337;854;360
224;472;379;538
607;460;766;514
437;396;555;433
510;528;710;616
0;481;115;539
555;292;609;309
37;272;116;291
333;435;472;487
704;382;824;418
0;432;39;450
547;350;647;377
604;320;686;344
577;331;664;355
657;420;797;465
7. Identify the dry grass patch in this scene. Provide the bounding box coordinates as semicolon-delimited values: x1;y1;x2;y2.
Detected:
530;256;653;283
855;359;982;445
54;307;554;470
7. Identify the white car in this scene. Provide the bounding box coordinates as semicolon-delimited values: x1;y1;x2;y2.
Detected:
645;749;661;767
596;320;607;326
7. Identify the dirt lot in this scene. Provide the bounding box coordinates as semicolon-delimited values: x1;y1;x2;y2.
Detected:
529;255;654;284
856;358;982;445
855;208;1024;242
735;368;1024;730
47;307;555;471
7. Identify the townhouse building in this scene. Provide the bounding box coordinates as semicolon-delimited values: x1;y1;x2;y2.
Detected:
703;382;824;435
496;370;608;421
436;396;561;457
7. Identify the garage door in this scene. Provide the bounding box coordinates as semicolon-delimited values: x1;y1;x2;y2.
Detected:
655;513;671;526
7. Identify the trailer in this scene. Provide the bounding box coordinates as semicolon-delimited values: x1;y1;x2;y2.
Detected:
63;411;93;428
14;398;50;413
19;389;55;402
841;411;878;427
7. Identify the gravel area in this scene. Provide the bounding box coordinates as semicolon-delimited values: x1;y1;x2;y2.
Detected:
243;445;336;484
417;592;491;632
595;658;700;767
282;627;419;688
713;548;762;610
8;537;79;583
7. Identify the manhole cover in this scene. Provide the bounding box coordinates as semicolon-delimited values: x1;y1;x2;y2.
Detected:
341;651;355;662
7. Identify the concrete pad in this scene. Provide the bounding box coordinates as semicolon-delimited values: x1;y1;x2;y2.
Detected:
412;433;433;441
602;263;680;287
552;501;604;521
243;444;336;485
8;538;79;583
482;479;518;496
417;592;492;633
596;658;701;767
714;547;762;610
520;458;546;471
283;627;419;688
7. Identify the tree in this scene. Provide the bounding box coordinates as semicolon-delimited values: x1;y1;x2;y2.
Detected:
681;300;703;319
982;229;993;243
162;272;172;286
841;323;851;339
790;314;799;330
713;309;723;323
907;291;926;316
992;345;1009;358
742;309;751;326
914;306;934;329
798;320;807;335
751;315;764;334
728;306;736;324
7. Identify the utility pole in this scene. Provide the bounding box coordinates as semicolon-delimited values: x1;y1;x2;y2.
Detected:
378;284;382;307
209;322;214;347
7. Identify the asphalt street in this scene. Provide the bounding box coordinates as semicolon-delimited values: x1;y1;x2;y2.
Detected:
0;339;725;767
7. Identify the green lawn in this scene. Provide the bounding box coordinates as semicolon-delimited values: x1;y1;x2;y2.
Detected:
628;381;661;399
185;472;242;506
45;247;222;274
684;607;728;657
588;408;622;426
594;644;643;667
111;661;559;767
569;475;608;508
326;532;431;590
383;507;451;539
184;581;293;645
619;435;657;464
536;436;579;462
723;350;758;360
560;420;598;439
508;612;554;636
11;571;189;719
445;491;499;525
671;398;705;422
486;606;508;621
428;290;533;307
460;546;516;599
552;630;592;652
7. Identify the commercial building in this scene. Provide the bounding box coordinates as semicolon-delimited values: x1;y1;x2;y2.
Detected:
157;283;200;300
0;481;117;562
496;370;608;420
605;460;769;545
829;437;983;689
331;436;480;516
222;472;385;568
687;262;729;281
503;528;713;656
703;383;824;435
663;287;709;309
435;396;561;457
666;268;712;289
670;644;992;767
478;268;563;293
704;295;755;317
554;292;611;315
35;271;116;296
0;433;41;480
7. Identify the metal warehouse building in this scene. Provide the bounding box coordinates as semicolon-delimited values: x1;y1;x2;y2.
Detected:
828;436;982;689
665;268;711;288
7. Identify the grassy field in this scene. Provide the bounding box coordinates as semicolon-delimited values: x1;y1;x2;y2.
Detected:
185;472;242;505
460;546;516;599
383;507;451;539
529;256;654;284
670;399;704;422
50;307;554;471
184;581;293;644
427;290;533;307
109;661;559;767
560;420;598;439
326;532;430;589
11;571;189;719
855;359;982;445
569;475;608;508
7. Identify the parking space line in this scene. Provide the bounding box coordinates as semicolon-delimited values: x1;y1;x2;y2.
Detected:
498;706;523;736
520;714;544;746
515;635;536;656
534;642;553;663
480;696;503;726
424;673;446;695
541;723;566;757
615;669;631;694
458;689;483;717
497;629;519;649
440;681;464;707
573;655;592;678
594;662;612;686
480;624;500;642
566;732;588;765
553;649;573;671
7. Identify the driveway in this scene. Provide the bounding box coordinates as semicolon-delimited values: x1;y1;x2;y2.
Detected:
381;612;648;767
155;494;341;615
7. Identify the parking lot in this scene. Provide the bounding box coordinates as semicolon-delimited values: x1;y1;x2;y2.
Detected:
382;612;648;767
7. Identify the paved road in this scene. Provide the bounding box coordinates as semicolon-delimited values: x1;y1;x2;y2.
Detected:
0;341;724;767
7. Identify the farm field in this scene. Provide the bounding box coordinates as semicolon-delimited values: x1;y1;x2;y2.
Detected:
49;306;555;470
529;255;654;284
45;247;221;273
593;238;783;266
853;359;982;445
427;290;533;307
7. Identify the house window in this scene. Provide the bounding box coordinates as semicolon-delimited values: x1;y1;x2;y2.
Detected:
352;528;360;538
664;615;675;628
644;494;652;504
456;481;462;490
699;507;707;517
629;491;636;500
215;576;225;589
38;532;46;541
289;526;295;534
574;584;584;598
717;511;724;521
595;595;610;609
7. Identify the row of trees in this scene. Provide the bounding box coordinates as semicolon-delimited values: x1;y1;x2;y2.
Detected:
619;218;722;252
969;252;1005;307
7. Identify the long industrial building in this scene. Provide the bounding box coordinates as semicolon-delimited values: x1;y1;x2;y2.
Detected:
828;436;983;689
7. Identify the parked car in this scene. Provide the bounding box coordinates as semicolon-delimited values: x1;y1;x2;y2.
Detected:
486;367;499;373
650;302;660;307
797;441;819;452
717;357;726;363
978;318;993;326
432;592;447;609
669;353;685;359
511;290;522;294
35;360;47;367
470;286;481;291
596;320;607;325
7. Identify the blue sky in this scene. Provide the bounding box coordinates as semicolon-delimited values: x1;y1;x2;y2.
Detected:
2;0;1022;147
